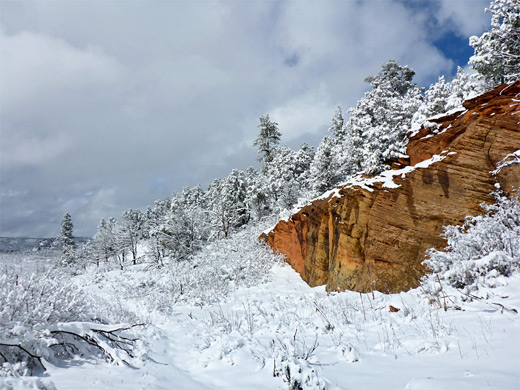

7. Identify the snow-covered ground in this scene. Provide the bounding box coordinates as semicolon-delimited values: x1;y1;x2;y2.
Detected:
3;256;518;390
1;206;520;390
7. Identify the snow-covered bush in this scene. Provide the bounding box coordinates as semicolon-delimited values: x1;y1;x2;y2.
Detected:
169;225;282;304
0;261;145;377
271;334;326;390
86;221;284;321
425;192;520;291
0;267;85;374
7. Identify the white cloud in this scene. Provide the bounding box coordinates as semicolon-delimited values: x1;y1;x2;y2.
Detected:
1;133;73;169
0;31;125;112
437;0;490;37
269;85;335;141
0;0;486;237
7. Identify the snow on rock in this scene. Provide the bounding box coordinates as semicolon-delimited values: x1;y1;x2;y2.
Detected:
263;81;520;294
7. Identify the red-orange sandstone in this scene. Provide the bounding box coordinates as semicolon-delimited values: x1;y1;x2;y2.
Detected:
262;82;520;293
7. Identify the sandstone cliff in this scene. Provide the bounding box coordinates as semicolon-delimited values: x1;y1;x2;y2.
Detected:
263;82;520;293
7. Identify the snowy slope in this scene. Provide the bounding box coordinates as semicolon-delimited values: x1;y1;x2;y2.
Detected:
24;263;518;390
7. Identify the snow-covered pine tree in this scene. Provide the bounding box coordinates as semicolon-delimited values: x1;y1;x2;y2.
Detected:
308;136;340;196
412;76;453;129
447;67;480;108
244;166;270;221
253;114;282;167
144;207;165;264
161;192;193;260
111;218;131;270
204;171;249;239
411;68;488;131
60;213;75;250
205;178;226;239
222;169;249;231
344;60;423;174
293;143;315;192
265;147;300;210
329;106;345;140
470;0;520;85
59;213;76;264
160;185;212;260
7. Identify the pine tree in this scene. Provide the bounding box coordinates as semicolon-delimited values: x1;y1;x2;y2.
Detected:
364;60;416;95
344;60;423;174
160;186;211;260
308;136;340;196
412;76;452;128
293;143;315;189
253;114;282;166
470;0;520;85
60;213;75;251
244;166;270;221
265;147;300;210
411;68;488;131
445;67;476;109
329;106;345;140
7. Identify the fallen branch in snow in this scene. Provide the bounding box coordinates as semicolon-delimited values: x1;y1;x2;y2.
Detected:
456;290;518;314
0;342;46;375
0;322;147;377
50;323;146;367
490;302;518;314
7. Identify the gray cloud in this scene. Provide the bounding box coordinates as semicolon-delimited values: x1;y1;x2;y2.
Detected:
0;0;487;237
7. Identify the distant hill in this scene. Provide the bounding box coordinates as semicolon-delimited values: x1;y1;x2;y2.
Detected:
0;237;91;253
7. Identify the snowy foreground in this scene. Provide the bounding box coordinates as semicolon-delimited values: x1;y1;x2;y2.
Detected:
2;250;519;390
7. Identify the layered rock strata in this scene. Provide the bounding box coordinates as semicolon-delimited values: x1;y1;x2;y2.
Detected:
262;82;520;293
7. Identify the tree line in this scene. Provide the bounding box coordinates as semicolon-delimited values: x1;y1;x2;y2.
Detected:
59;0;519;269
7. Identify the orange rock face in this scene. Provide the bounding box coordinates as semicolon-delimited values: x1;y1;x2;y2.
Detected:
263;82;520;293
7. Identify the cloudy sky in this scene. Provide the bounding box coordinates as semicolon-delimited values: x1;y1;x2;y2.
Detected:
1;0;490;238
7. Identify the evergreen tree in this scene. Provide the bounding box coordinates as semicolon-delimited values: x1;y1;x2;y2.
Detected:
256;144;314;211
412;75;452;128
329;106;345;140
293;143;315;188
244;166;270;221
445;67;476;109
143;206;163;265
253;114;281;166
265;147;299;209
222;169;249;230
59;213;75;252
411;68;488;130
160;186;211;260
204;172;249;239
308;136;340;196
205;178;225;239
470;0;520;85
344;60;423;174
364;60;416;95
